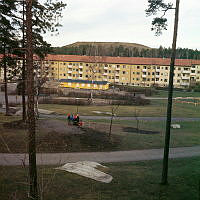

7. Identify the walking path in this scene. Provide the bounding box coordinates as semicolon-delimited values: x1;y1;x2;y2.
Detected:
42;114;200;122
1;146;200;166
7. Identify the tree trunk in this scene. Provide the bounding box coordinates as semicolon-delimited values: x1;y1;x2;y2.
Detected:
3;48;9;116
161;0;180;185
108;113;114;138
26;0;38;199
22;0;27;122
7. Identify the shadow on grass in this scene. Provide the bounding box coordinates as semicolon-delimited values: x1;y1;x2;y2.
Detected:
123;127;160;134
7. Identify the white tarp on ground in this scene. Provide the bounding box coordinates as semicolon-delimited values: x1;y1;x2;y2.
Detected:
55;161;113;183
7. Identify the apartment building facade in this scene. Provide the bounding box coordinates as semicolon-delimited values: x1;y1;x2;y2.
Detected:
1;54;200;89
43;55;200;88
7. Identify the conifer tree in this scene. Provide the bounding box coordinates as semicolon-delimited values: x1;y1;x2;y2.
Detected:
146;0;180;185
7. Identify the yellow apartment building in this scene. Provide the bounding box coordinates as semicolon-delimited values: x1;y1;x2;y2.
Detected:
1;54;200;89
40;55;200;89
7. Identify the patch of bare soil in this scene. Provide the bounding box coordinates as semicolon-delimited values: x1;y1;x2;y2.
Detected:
0;118;121;153
36;119;120;153
3;120;27;129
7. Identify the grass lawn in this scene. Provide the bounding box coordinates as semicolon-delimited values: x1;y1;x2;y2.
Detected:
1;157;200;200
1;107;200;153
39;99;200;117
1;110;200;153
86;119;200;150
153;90;200;98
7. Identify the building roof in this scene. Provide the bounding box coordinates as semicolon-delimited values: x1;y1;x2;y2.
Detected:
44;54;200;67
59;79;108;85
1;54;200;66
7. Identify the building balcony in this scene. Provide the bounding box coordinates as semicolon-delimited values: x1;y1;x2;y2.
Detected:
68;76;72;79
142;69;147;72
181;76;190;80
103;73;108;76
68;65;72;68
104;66;108;70
79;66;83;69
180;82;190;86
182;70;190;74
68;71;72;74
116;67;120;70
142;75;146;78
79;71;83;74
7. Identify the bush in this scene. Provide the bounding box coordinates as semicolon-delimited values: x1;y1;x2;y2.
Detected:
40;98;91;105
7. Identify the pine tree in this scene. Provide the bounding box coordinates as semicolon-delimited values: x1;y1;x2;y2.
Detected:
146;0;180;185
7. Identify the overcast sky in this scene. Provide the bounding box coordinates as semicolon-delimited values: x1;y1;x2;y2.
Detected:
44;0;200;50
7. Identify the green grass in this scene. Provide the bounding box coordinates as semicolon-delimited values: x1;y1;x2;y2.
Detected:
1;157;200;200
1;110;200;153
39;98;200;117
86;119;200;150
154;90;200;98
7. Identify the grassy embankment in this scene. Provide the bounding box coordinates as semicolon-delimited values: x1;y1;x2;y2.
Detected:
39;98;200;117
1;157;200;200
153;90;200;98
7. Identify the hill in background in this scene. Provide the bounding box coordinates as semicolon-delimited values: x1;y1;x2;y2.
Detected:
52;41;200;60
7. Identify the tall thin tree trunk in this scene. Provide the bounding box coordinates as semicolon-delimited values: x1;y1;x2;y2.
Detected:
26;0;38;199
161;0;180;185
3;47;9;116
22;0;27;122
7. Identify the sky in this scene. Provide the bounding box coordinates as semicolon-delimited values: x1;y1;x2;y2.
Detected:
44;0;200;50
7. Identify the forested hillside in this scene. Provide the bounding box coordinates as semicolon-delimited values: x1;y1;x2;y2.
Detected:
52;42;200;60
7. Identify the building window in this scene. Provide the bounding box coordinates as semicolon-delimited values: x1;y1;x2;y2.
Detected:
63;73;66;76
123;71;126;74
137;66;140;69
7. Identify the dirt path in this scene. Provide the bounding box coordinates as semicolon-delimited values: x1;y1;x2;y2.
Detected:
1;146;200;166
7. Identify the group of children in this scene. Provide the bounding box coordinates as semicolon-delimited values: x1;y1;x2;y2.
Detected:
67;113;83;127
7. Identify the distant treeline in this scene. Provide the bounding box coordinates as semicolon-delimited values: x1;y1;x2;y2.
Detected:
52;45;200;60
